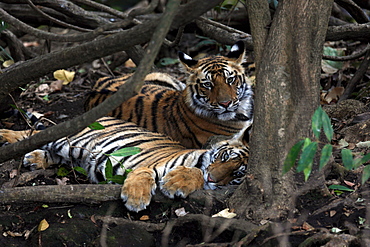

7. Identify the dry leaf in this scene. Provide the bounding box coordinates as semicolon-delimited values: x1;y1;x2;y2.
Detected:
124;59;136;68
212;208;237;218
140;215;150;221
5;231;23;237
23;41;39;47
53;69;75;85
356;141;370;148
55;177;69;185
338;139;349;149
2;121;15;128
322;62;339;74
174;207;188;217
9;169;18;179
302;222;315;231
344;180;355;187
35;83;50;96
323;87;344;104
24;230;31;240
329;210;336;217
49;80;63;92
37;219;49;232
3;60;14;68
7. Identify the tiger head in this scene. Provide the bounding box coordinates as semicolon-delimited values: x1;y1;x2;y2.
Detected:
202;137;249;190
179;41;253;121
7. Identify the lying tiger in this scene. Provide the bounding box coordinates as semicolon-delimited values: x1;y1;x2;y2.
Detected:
85;41;254;148
0;117;249;212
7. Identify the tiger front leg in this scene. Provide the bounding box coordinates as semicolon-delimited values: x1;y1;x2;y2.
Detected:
121;167;156;212
23;150;53;170
160;166;204;199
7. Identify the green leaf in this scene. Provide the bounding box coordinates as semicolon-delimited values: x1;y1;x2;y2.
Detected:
0;20;9;32
109;175;125;184
57;167;70;177
42;95;49;101
297;141;317;173
303;163;313;181
319;144;333;170
105;158;113;178
157;57;179;67
360;153;370;166
73;166;88;176
282;139;305;174
323;46;344;69
341;149;354;170
321;110;333;142
361;165;370;185
88;122;105;130
312;107;323;139
328;184;354;192
110;147;141;157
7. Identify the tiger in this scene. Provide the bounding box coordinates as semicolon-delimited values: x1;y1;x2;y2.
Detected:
0;117;249;212
85;41;254;149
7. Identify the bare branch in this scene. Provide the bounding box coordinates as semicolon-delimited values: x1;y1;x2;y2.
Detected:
0;8;133;42
339;48;370;101
326;23;370;41
335;0;369;24
195;17;253;50
25;0;93;32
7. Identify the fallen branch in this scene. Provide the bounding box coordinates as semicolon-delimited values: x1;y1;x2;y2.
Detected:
0;182;236;204
95;214;257;239
0;184;122;204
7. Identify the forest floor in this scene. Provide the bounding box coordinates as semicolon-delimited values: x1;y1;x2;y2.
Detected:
0;37;369;246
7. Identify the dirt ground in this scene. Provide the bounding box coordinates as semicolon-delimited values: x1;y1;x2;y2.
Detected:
0;39;370;246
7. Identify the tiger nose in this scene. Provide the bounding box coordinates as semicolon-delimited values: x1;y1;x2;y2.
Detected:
219;100;232;108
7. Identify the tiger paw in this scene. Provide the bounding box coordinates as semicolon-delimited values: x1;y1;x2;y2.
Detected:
120;167;156;212
0;129;30;144
23;150;51;170
160;166;204;199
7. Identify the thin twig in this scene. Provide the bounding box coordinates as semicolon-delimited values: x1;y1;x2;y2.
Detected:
335;0;369;24
164;25;185;47
339;47;370;101
0;8;133;42
26;0;93;32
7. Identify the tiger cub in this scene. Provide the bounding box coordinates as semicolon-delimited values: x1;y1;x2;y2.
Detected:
0;117;249;212
85;41;253;149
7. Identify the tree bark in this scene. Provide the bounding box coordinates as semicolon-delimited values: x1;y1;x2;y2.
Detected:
228;0;334;221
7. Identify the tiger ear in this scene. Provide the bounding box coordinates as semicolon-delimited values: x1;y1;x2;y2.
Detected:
178;51;198;71
226;41;245;64
231;123;252;146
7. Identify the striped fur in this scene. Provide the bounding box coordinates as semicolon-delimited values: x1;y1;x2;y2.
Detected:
0;117;249;212
85;41;254;148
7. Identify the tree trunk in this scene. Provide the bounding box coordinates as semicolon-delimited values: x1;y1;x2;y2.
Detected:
229;0;334;221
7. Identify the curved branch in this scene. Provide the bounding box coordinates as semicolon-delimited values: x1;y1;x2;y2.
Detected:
335;0;369;24
195;17;253;50
339;47;370;101
26;0;93;32
323;43;370;61
0;8;133;42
